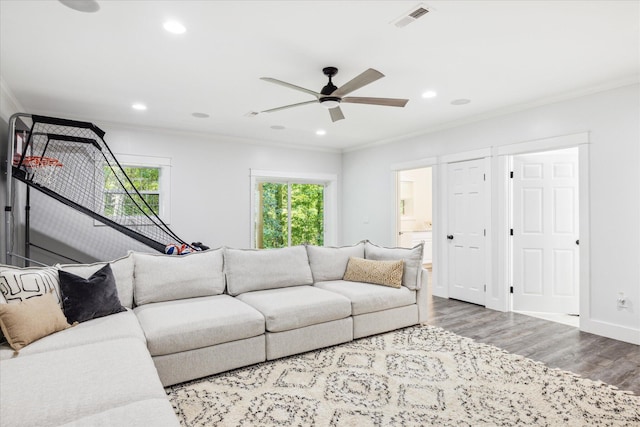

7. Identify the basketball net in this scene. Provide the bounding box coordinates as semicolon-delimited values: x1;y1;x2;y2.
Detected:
21;156;63;187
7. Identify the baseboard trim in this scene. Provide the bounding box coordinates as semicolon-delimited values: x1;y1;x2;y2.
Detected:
581;318;640;345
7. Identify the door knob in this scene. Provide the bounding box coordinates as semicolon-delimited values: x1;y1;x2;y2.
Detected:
447;235;454;240
576;239;579;245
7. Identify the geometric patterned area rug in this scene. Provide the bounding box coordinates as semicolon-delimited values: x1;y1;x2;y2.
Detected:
167;326;640;426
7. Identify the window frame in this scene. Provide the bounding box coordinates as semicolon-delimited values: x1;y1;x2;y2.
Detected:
96;154;171;226
250;169;337;248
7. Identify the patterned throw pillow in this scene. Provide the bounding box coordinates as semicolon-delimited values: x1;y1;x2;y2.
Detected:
343;257;404;288
0;291;71;352
0;266;62;306
364;242;424;290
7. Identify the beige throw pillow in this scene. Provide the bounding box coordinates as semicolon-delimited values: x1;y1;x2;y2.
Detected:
364;242;424;290
343;257;404;288
0;291;71;352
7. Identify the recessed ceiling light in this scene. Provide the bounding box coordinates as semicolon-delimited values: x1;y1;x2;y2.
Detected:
316;129;326;136
451;98;471;105
131;103;147;111
163;20;186;34
192;112;210;118
422;90;437;99
58;0;100;13
271;125;286;130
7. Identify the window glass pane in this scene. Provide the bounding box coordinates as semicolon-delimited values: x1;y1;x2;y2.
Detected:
256;182;324;248
104;193;159;217
291;183;324;246
257;183;288;248
103;165;160;218
104;166;159;192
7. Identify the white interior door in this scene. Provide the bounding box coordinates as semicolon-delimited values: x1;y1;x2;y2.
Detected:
512;148;579;314
447;159;486;305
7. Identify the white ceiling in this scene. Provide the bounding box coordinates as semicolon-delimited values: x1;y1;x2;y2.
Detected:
1;1;638;151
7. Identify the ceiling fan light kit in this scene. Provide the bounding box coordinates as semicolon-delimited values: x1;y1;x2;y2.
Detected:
260;67;409;122
320;98;340;109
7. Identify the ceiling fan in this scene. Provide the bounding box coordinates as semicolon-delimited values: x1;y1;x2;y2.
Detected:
260;67;409;122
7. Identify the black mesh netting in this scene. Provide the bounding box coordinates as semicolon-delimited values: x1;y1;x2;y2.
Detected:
12;115;187;252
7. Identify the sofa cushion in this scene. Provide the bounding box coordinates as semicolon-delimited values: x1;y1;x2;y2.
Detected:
133;249;225;305
235;286;352;332
58;264;126;323
343;257;404;288
315;280;416;315
364;241;424;290
58;399;179;427
0;265;62;306
0;291;71;352
0;338;167;427
306;242;365;282
224;246;313;296
0;309;146;360
57;252;135;308
0;338;166;426
134;295;265;356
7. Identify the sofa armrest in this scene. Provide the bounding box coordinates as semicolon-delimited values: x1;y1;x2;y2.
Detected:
416;268;429;323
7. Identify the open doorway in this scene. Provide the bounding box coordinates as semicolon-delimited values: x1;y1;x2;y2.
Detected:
397;167;433;268
509;147;579;327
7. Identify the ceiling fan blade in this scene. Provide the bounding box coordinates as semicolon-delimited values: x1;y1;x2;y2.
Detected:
332;68;385;97
329;106;345;122
261;100;318;113
260;77;321;97
342;97;409;107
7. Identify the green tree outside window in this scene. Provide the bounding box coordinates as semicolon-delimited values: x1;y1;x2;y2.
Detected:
103;166;160;218
256;182;324;248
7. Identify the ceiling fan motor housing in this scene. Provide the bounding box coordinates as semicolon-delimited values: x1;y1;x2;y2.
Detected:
320;66;340;107
321;67;339;96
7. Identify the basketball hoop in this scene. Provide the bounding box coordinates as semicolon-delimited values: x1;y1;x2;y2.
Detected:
21;156;63;187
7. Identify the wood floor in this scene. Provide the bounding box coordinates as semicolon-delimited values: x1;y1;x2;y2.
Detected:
424;296;640;395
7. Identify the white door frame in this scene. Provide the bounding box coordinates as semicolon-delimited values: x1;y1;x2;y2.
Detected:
438;148;492;301
494;132;590;327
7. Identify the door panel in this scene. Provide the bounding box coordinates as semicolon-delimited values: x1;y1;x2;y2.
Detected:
447;159;486;305
522;248;543;295
512;149;579;314
553;249;574;296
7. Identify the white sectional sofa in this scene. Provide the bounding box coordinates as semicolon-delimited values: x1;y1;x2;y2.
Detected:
0;241;428;426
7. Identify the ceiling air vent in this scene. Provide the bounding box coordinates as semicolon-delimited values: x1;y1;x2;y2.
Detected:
392;4;431;28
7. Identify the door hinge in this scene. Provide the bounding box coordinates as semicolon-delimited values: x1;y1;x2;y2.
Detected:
484;284;486;292
483;173;486;181
510;228;514;236
510;171;514;178
510;286;514;294
484;228;486;237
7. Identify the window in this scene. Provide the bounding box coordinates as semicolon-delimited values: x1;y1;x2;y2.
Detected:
103;166;160;217
250;170;337;248
99;154;171;224
256;182;324;248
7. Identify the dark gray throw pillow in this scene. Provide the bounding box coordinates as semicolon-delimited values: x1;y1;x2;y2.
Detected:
58;264;126;323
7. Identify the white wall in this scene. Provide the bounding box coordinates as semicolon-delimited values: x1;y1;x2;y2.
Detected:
100;125;342;250
1;78;25;264
342;84;640;344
